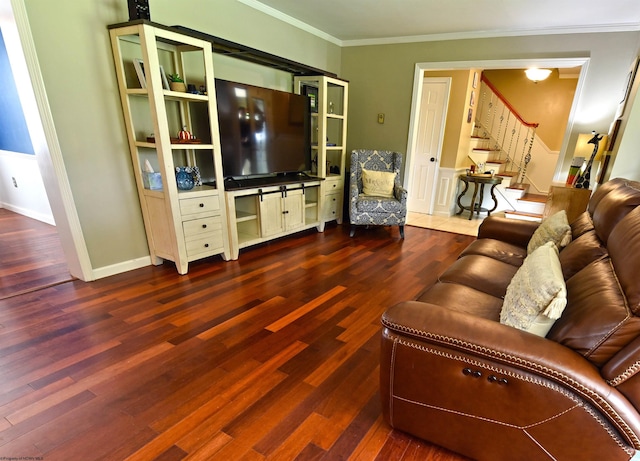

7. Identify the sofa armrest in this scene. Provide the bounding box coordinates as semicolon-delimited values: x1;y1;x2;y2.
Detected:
383;301;602;385
477;216;539;247
381;301;640;444
603;336;640;412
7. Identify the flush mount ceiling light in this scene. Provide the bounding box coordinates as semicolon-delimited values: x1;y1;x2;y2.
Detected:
525;68;552;83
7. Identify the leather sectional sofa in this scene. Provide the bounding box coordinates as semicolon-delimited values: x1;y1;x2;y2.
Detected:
380;178;640;460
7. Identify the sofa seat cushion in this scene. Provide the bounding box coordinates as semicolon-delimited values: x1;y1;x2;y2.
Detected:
355;194;403;213
459;239;527;267
416;282;503;321
438;254;519;299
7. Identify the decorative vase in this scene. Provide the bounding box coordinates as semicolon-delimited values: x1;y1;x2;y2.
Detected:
175;167;194;190
170;81;187;92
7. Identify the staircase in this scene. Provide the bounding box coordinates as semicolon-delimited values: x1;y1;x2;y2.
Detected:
466;76;546;221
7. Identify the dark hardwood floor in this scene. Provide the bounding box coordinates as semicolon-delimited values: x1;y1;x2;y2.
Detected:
0;215;474;460
0;209;73;300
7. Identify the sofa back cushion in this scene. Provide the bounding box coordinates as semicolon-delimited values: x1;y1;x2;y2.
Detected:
587;177;627;215
591;179;640;245
608;207;640;315
548;206;640;367
569;211;595;240
558;230;607;280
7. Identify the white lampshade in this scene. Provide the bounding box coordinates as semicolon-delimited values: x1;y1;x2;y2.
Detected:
525;68;552;82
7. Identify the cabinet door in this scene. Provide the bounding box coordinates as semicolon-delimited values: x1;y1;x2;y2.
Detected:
283;190;304;231
259;193;284;237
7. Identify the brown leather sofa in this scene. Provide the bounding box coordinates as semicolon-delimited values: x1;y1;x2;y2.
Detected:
380;178;640;461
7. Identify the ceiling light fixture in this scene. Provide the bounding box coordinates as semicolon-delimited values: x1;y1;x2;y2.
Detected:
525;68;552;83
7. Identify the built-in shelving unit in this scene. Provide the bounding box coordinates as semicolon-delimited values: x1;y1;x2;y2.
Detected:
109;21;230;274
294;76;349;228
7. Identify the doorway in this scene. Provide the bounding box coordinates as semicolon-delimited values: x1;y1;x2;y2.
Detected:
0;0;91;281
404;58;589;216
407;77;450;214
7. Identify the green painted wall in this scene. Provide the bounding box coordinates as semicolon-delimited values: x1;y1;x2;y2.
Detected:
19;0;640;274
341;32;640;178
22;0;341;271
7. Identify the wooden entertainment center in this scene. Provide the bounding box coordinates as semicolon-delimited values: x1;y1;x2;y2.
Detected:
225;177;322;260
108;20;348;273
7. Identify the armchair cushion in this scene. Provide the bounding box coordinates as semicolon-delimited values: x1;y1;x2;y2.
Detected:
362;168;395;197
500;241;567;337
355;196;404;213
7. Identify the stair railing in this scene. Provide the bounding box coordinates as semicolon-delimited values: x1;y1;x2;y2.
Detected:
476;75;539;184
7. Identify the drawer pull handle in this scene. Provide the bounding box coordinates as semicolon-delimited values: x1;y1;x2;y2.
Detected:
199;203;205;208
202;224;207;228
204;243;209;248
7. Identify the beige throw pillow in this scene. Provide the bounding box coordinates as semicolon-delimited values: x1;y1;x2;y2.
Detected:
362;169;395;198
500;241;567;337
527;210;572;254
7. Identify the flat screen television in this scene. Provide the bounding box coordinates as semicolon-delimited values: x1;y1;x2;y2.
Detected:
215;79;311;183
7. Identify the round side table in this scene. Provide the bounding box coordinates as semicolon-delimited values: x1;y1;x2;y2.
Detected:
456;174;503;220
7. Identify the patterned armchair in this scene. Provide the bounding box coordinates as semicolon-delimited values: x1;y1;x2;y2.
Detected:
349;149;407;238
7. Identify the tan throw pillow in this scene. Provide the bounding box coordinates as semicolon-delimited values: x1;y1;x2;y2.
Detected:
527;210;572;254
500;241;567;337
362;169;395;197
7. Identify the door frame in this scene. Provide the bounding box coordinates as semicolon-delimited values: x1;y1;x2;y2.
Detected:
407;76;450;215
3;0;93;280
404;57;590;214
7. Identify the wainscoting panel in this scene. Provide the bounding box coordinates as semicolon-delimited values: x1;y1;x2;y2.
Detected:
433;168;465;217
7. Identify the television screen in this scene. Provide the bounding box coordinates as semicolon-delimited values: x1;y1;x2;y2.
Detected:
215;79;311;180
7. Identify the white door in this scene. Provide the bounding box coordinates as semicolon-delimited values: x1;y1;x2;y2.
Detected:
408;78;450;214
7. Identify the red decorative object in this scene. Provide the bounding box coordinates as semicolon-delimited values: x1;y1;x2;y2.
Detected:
178;126;192;141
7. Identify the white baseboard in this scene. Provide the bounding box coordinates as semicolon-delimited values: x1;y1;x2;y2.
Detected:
91;256;152;280
1;202;55;225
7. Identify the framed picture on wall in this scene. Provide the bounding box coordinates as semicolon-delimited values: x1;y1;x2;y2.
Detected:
467;108;473;123
607;118;622;151
615;57;639;118
472;71;478;89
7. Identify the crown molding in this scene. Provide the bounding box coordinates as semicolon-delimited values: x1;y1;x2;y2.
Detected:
238;0;341;46
342;23;640;47
239;0;640;48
